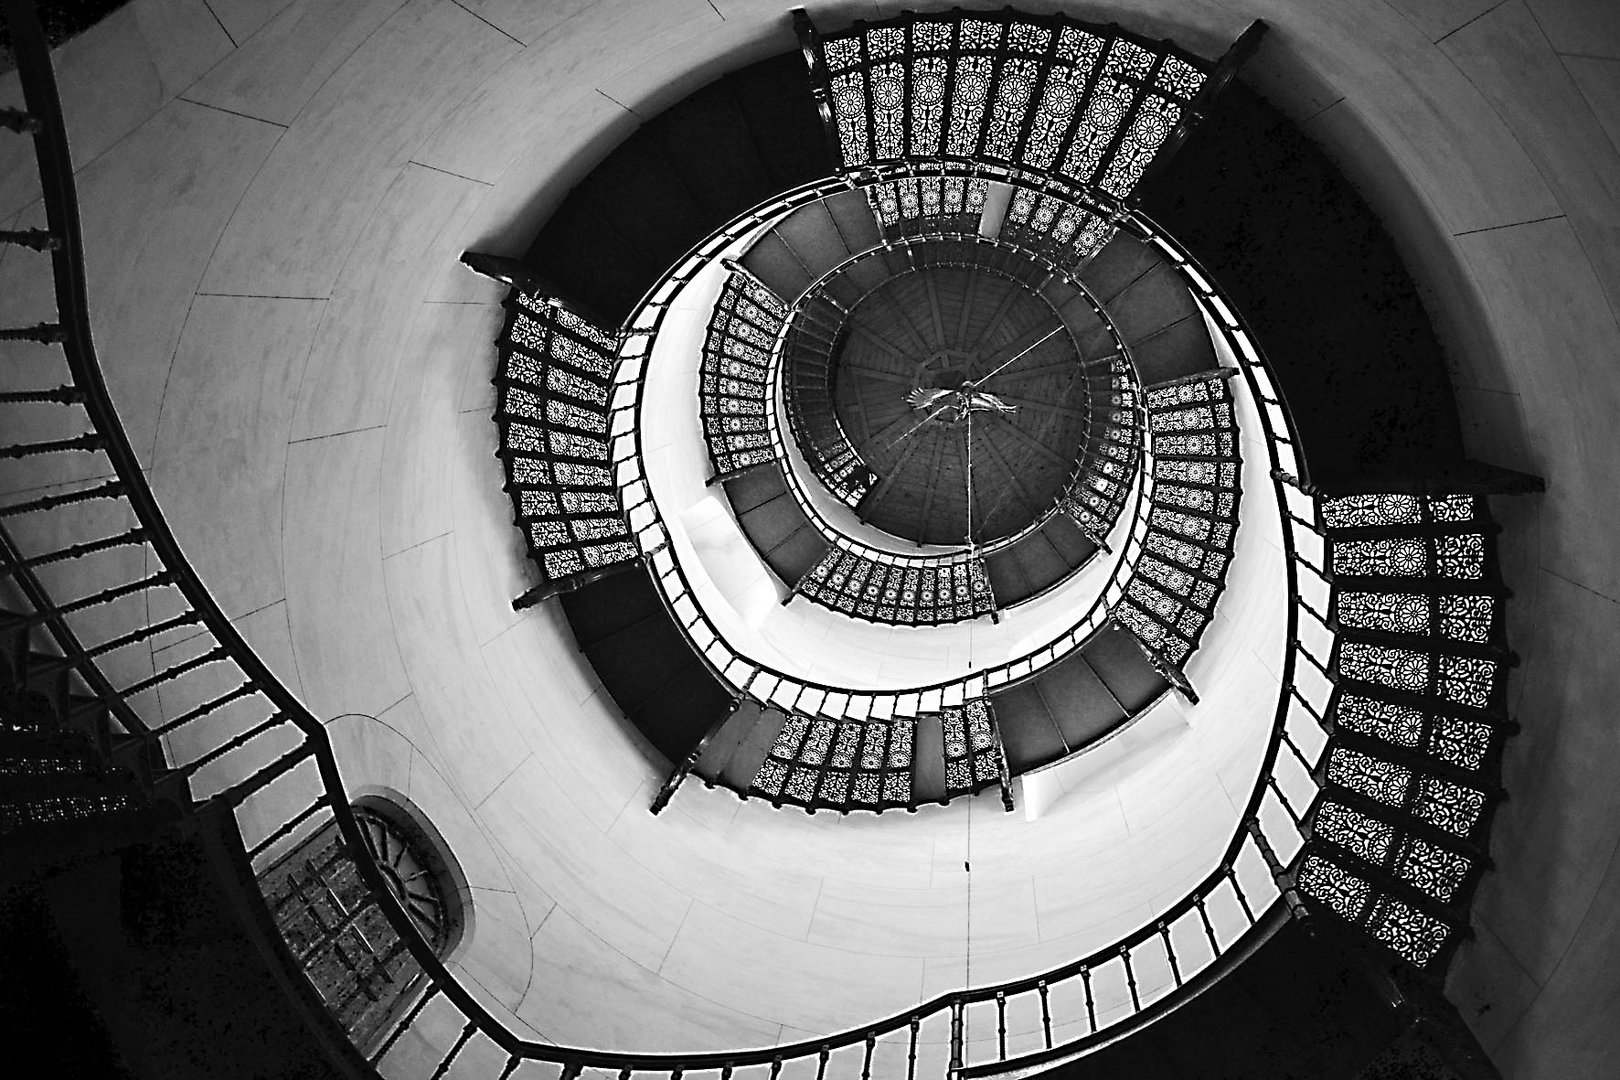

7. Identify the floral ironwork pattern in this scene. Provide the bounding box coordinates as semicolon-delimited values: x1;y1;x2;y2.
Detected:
700;273;785;477
752;711;915;811
1301;492;1509;969
817;9;1210;224
1112;373;1239;675
494;294;636;584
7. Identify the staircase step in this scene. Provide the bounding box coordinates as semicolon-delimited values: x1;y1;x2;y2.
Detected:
988;682;1067;771
1083;625;1170;712
1039;653;1128;749
740;231;814;303
1131;315;1218;385
697;700;782;792
559;567;665;650
823;187;883;256
726;55;837;192
652;79;778;226
1074;232;1161;305
630;662;735;763
774;201;852;282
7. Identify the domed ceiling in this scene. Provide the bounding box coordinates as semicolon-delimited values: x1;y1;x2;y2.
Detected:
831;263;1093;546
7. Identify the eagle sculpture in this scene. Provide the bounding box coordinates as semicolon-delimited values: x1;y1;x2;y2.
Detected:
904;386;1020;422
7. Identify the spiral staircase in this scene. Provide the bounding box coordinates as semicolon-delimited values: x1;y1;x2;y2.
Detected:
0;1;1568;1078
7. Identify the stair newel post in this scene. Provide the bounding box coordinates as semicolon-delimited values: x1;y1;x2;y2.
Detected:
512;557;641;610
984;699;1015;813
650;694;743;814
459;250;606;327
791;8;843;166
1134;21;1268;197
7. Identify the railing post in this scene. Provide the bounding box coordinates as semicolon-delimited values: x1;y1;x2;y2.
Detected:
948;999;965;1076
1246;816;1309;924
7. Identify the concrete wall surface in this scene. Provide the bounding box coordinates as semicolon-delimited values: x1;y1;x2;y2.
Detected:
1;0;1617;1074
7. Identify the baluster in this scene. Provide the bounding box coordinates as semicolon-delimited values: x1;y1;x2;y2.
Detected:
121;645;230;699
1037;980;1052;1049
948;1000;965;1074
769;1055;783;1080
1195;895;1219;955
0;432;105;459
1;527;146;577
1080;966;1096;1033
1267;774;1304;829
1290;685;1328;732
17;569;173;628
617;1066;632;1080
1227;864;1256;923
367;984;439;1064
244;793;329;862
995;991;1007;1058
1247;816;1307;921
1;107;40;133
560;1062;583;1080
0;384;79;404
169;712;285;781
1294;638;1331;679
861;1032;876;1080
907;1016;919;1080
0;228;60;251
815;1045;829;1080
671;1066;683;1080
1279;726;1314;777
721;1064;734;1080
150;680;259;736
80;609;201;660
0;321;64;343
1121;945;1140;1012
427;1020;477;1080
1160;921;1182;987
498;1056;523;1079
0;478;122;518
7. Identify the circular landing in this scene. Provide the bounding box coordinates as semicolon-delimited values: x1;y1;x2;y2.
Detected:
830;264;1091;546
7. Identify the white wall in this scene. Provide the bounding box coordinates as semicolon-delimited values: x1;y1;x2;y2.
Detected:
1;0;1617;1075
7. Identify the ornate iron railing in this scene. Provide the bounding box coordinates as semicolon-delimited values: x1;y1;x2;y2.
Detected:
614;174;1159;725
0;2;1367;1076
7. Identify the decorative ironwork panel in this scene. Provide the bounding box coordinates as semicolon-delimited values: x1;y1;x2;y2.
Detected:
797;547;994;626
1300;853;1452;967
1306;490;1508;976
1297;853;1369;921
496;295;635;585
1112;373;1239;678
1393;837;1470;902
1366;894;1450;967
1061;356;1142;539
1314;800;1396;865
700;273;785;477
812;10;1212;203
999;187;1115;267
1320;493;1423;529
1326;746;1411;807
752;712;914;812
941;699;1007;796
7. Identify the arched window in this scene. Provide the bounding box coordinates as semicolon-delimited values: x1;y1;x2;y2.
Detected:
255;795;467;1053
